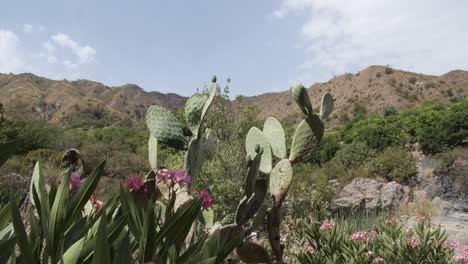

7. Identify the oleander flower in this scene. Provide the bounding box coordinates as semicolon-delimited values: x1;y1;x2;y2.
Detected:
320;219;336;231
365;251;373;257
373;257;385;263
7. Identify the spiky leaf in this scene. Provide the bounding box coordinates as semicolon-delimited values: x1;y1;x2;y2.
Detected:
320;92;334;119
146;105;186;149
245;127;272;174
269;159;293;202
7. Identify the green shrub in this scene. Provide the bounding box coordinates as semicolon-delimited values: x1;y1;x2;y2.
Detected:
366;146;416;183
291;217;459;263
332;142;375;169
385;67;394;74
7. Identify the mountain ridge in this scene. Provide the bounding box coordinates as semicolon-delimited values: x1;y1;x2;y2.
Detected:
1;65;466;127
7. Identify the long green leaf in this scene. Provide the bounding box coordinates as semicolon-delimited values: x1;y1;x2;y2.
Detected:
49;169;72;261
67;160;106;225
93;212;111;264
113;232;132;264
10;200;37;263
156;198;202;247
139;204;156;263
62;236;87;264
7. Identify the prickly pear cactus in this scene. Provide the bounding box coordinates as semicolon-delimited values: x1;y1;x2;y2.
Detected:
184;93;208;136
269;158;293;203
320;92;335;119
146;105;186;150
263;117;286;159
245;127;272;174
289;114;324;163
291;83;313;116
148;134;158;170
237;241;271;263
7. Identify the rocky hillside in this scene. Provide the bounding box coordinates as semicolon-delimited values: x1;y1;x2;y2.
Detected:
245;66;468;122
1;65;467;127
0;73;186;127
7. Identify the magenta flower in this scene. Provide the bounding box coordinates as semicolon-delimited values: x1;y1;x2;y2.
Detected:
174;170;191;187
320;220;336;231
157;169;191;188
306;242;314;254
127;175;144;192
70;172;85;191
90;195;104;209
444;240;460;249
365;251;373;257
197;189;213;209
464;246;468;253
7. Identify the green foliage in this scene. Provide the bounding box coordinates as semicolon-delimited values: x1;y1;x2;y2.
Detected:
292;217;457;264
366;146;417;182
332;142;376;169
343;116;408;151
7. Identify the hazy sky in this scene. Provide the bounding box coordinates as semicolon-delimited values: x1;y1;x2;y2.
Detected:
1;0;467;96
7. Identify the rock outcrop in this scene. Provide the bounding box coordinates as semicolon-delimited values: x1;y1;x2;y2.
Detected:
332;178;409;210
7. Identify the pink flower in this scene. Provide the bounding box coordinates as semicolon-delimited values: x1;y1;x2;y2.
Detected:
373;257;385;263
197;189;213;209
385;217;396;225
127;175;144;192
406;226;414;234
351;231;369;243
320;220;336;231
306;242;314;254
444;240;460;249
369;230;379;238
455;255;468;264
365;251;373;257
464;246;468;253
90;195;104;209
156;169;192;188
408;237;421;248
70;172;85;191
174;170;191;187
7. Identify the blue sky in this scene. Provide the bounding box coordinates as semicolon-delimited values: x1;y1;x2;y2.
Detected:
1;0;468;96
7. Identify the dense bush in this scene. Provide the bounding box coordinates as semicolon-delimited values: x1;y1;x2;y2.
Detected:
291;217;464;263
366;146;417;183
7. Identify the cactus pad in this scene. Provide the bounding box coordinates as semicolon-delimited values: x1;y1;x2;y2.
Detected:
269;159;293;202
245;127;272;174
320;92;334;119
146;105;186;149
289;115;324;163
184;129;214;183
292;83;313;116
148;134;158;170
263;117;287;159
198;82;217;136
244;152;261;198
184;93;208;136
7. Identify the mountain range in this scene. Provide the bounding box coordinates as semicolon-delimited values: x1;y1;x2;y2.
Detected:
1;65;466;127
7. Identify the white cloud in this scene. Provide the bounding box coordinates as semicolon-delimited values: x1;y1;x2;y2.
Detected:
274;0;468;83
23;24;33;33
39;25;46;32
0;30;24;72
0;27;96;80
51;33;96;64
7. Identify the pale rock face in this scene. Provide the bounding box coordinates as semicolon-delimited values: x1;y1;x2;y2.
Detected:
332;178;409;210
